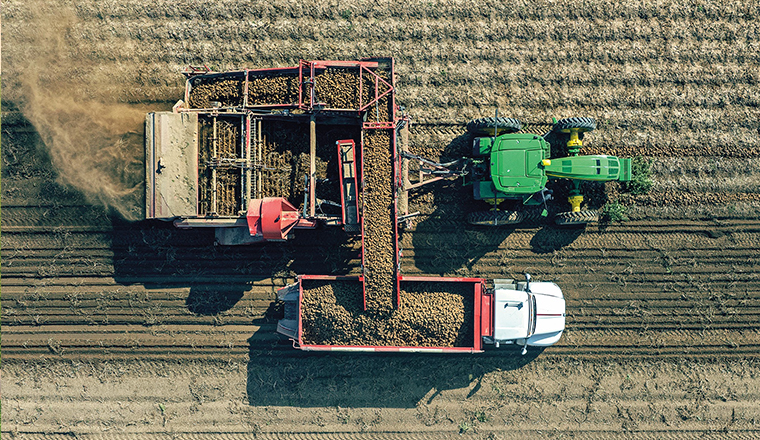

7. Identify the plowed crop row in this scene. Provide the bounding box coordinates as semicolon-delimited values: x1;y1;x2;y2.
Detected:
3;202;759;361
6;0;758;158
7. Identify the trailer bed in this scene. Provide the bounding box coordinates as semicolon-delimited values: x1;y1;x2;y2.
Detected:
277;275;487;353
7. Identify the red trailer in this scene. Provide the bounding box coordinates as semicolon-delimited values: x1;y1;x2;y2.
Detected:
276;274;566;354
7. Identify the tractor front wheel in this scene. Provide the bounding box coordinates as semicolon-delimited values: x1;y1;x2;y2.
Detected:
467;210;524;226
467;117;522;136
554;210;599;226
554;117;596;133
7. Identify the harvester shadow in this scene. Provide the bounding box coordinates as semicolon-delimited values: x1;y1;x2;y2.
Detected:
110;218;255;314
245;346;542;408
410;206;518;275
110;218;359;318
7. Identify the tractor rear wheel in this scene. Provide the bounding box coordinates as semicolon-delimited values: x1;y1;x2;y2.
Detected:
467;210;524;226
467;117;522;136
554;210;599;226
554;117;596;133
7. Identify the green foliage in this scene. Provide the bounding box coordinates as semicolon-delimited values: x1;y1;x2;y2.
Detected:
626;156;653;195
601;202;628;222
340;9;352;20
458;421;471;434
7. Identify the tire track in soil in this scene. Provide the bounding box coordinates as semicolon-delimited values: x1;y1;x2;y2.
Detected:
6;432;760;440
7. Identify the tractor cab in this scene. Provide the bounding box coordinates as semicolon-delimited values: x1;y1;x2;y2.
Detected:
473;133;550;204
464;116;632;226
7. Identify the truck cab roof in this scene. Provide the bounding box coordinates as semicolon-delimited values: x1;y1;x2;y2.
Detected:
493;289;532;341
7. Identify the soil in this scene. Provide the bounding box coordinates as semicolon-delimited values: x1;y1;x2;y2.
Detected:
3;0;760;438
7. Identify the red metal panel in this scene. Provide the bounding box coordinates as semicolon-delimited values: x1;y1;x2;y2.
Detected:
358;65;394;114
398;275;485;283
480;289;494;341
298;345;481;354
247;197;302;241
336;139;360;230
473;280;483;351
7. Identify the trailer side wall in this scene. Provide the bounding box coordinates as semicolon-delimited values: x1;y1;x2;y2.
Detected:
295;275;485;353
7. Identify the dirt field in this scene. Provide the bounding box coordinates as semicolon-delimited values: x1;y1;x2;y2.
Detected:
3;0;760;438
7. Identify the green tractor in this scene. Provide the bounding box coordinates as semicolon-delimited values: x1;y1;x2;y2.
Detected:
466;116;631;226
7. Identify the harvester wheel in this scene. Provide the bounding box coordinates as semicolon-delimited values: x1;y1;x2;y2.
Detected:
554;210;599;226
467;117;522;136
554;117;596;133
467;210;524;226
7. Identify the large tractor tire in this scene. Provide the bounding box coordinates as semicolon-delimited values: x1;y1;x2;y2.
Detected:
554;210;599;226
467;210;524;226
519;210;544;225
467;117;522;136
554;117;596;133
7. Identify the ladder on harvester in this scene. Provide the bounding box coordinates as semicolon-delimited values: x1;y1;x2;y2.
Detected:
337;140;360;233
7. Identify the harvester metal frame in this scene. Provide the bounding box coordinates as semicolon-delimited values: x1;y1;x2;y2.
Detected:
147;59;399;244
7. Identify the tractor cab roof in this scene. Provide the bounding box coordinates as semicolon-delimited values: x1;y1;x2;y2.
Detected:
489;134;549;195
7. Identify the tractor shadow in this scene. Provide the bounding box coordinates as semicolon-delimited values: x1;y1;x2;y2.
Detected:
530;225;586;254
245;343;544;408
408;132;520;275
407;129;591;274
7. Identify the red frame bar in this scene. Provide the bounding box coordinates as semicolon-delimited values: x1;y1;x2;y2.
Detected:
336;140;360;229
182;60;395;121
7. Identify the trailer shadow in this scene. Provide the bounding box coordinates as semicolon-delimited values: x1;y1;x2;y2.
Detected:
245;344;544;408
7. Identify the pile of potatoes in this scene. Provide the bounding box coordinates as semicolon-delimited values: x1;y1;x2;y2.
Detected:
188;77;244;108
301;280;474;347
314;68;360;109
247;73;299;106
361;129;396;312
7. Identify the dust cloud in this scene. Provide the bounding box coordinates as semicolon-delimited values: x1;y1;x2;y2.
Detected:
9;2;146;220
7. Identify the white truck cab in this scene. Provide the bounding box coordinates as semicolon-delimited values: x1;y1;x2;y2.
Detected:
484;274;566;354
